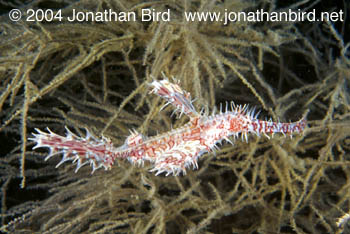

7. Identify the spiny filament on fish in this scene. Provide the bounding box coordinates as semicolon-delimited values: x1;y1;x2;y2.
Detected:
29;77;307;176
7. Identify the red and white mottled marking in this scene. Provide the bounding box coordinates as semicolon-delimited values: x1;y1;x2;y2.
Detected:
29;78;306;176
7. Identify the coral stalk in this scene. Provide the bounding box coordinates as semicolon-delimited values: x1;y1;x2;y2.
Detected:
29;78;306;176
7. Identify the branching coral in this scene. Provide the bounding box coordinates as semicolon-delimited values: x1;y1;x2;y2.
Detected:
0;0;349;233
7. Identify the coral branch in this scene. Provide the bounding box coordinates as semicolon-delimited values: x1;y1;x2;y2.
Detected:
29;77;307;176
